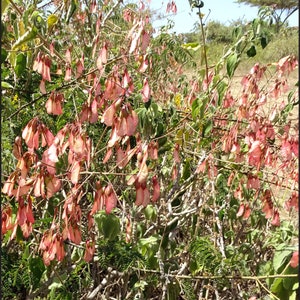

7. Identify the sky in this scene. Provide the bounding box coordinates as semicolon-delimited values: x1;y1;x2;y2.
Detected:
147;0;299;33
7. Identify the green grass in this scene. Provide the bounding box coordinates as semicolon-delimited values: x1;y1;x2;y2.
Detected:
187;28;298;75
238;29;299;72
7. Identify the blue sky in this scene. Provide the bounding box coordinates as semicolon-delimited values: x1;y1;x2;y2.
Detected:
148;0;299;33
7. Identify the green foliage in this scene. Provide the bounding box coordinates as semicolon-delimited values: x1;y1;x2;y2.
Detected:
97;239;143;271
155;33;190;60
12;26;38;50
237;0;298;32
136;101;165;138
238;27;298;71
14;52;27;77
183;15;283;71
189;237;222;275
180;279;197;300
1;245;45;299
49;277;76;299
138;235;160;269
269;246;299;299
205;21;236;44
226;52;239;78
94;210;121;241
237;0;298;10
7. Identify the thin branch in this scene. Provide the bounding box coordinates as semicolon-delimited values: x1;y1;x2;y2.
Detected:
197;6;209;90
281;7;299;28
256;278;280;300
101;0;124;27
131;267;298;280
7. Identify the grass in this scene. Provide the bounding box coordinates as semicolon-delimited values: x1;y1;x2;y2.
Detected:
237;28;299;73
187;28;298;76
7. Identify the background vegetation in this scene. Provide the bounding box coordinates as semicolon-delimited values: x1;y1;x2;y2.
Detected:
182;19;298;70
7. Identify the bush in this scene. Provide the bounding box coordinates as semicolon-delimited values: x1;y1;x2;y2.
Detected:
1;1;298;299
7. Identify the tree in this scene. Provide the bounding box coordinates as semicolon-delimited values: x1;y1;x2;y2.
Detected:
237;0;299;31
237;0;298;9
1;0;299;299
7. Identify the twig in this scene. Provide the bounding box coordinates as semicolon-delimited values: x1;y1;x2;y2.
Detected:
131;268;298;280
101;0;124;27
196;5;209;89
256;278;280;300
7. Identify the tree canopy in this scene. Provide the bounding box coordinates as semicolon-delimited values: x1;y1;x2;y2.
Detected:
237;0;298;31
237;0;298;10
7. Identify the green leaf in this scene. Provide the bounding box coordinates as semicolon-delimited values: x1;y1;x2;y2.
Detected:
260;36;268;49
143;115;153;137
282;264;298;290
246;45;257;57
270;277;282;293
181;42;201;51
283;275;298;291
270;278;290;299
1;0;9;14
14;53;27;77
280;102;294;119
199;97;208;119
191;96;208;120
216;80;227;107
94;211;120;241
273;247;291;272
292;282;299;290
47;14;58;29
157;136;168;148
203;119;212;137
290;290;297;300
29;256;45;289
22;5;35;28
167;281;180;300
12;27;38;50
16;225;24;241
182;159;191;180
1;48;8;63
66;0;78;24
22;244;30;259
232;26;242;40
189;259;199;275
258;261;273;277
48;281;63;290
8;51;16;68
155;122;164;137
224;230;235;240
136;107;147;128
150;101;158;115
1;81;13;89
134;280;148;290
30;11;45;30
226;52;239;78
138;236;159;247
144;205;157;221
71;247;82;262
191;98;200;120
251;18;260;35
